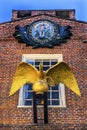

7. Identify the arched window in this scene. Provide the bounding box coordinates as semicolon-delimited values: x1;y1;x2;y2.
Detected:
18;54;66;107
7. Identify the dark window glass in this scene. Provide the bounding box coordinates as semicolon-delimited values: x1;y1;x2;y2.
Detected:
24;84;32;90
43;62;50;65
52;85;59;90
48;100;50;105
52;100;60;105
24;100;32;105
43;66;49;71
35;66;39;70
47;92;50;99
51;62;57;65
35;62;40;65
52;92;59;99
35;59;42;65
24;92;32;99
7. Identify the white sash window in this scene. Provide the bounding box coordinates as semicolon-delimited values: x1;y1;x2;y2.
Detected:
18;54;66;107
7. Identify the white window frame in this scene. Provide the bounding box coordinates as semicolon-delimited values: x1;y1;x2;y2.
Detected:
18;54;66;108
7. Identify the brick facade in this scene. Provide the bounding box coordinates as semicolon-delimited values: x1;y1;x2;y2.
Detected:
0;10;87;130
12;9;75;20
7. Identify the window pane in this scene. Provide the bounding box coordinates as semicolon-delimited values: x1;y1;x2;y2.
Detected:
24;92;32;99
43;66;49;71
48;100;50;105
47;92;50;99
20;55;65;107
28;60;35;65
52;92;59;99
43;59;50;65
52;100;60;105
24;100;32;105
36;66;39;70
24;84;32;90
35;59;42;65
52;85;59;90
51;59;57;65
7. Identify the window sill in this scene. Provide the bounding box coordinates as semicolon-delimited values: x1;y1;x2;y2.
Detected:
17;105;66;108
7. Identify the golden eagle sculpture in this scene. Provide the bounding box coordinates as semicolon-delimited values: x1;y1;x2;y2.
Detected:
9;62;81;96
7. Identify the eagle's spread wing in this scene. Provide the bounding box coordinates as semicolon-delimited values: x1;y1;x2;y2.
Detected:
10;62;39;96
46;62;81;96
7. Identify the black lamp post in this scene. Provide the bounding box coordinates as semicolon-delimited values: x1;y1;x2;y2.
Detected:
33;92;48;124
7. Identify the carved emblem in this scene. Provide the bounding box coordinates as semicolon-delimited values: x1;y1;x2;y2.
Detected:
13;20;72;48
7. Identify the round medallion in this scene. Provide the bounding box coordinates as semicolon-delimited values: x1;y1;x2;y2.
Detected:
28;20;58;45
13;20;72;48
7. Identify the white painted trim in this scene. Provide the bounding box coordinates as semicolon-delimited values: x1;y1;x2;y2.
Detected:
18;87;24;106
17;105;66;108
59;83;66;107
22;54;63;60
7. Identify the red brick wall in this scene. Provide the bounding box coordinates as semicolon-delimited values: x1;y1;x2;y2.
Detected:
12;10;75;20
0;15;87;129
